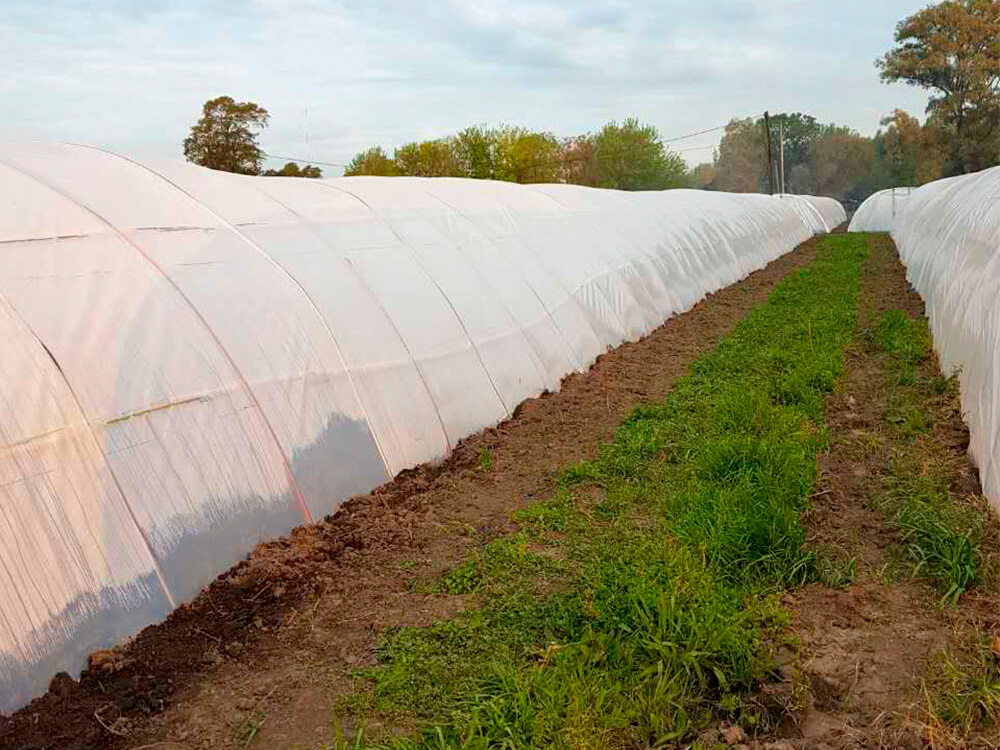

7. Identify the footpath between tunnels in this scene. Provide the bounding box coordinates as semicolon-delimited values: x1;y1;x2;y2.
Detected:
5;232;1000;750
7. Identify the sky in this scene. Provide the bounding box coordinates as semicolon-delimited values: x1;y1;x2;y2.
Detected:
0;0;934;172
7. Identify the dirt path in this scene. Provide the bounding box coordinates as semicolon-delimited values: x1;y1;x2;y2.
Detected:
0;241;821;750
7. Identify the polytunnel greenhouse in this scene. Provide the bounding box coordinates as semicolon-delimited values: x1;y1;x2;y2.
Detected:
891;166;1000;516
848;187;914;232
0;143;844;710
777;194;847;234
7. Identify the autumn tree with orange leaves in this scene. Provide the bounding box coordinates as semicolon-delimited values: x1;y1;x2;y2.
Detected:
877;0;1000;174
875;109;948;185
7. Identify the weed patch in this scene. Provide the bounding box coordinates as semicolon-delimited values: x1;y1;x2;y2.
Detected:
878;467;982;605
922;636;1000;739
342;235;867;748
866;310;983;604
869;308;932;364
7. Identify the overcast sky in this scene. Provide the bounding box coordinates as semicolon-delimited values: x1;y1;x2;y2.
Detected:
1;0;933;171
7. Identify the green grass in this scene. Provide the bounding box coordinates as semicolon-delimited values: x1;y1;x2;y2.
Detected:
437;534;561;595
867;309;982;605
869;308;932;365
335;235;867;749
880;467;981;605
923;637;1000;733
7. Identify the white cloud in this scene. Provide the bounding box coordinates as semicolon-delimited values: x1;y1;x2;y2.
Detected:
0;0;932;169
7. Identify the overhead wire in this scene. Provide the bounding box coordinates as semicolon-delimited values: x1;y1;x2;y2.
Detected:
259;113;762;174
262;153;349;168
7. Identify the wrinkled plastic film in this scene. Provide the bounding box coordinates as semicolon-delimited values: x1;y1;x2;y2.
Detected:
891;167;1000;512
849;187;914;232
776;194;847;234
0;143;838;711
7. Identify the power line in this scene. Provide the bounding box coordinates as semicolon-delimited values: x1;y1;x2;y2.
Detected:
263;152;348;168
672;143;721;153
662;119;747;144
261;115;759;171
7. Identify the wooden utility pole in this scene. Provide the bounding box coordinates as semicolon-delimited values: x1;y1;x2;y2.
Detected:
763;111;775;195
777;121;783;193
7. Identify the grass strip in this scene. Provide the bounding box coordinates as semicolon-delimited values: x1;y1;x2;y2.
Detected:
919;633;1000;746
333;235;867;749
867;309;982;605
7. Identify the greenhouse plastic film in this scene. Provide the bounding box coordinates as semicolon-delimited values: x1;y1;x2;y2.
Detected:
777;194;847;234
891;167;1000;513
0;143;837;711
848;187;914;232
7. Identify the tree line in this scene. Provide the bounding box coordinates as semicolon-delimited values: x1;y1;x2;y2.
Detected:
690;108;960;204
343;119;688;190
182;97;977;204
693;0;999;203
182;0;997;202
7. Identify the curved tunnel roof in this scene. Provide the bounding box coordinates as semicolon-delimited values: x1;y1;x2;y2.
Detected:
0;143;837;709
848;187;914;232
891;167;1000;514
776;194;847;234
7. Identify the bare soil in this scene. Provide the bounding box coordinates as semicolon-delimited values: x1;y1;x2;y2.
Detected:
0;240;820;750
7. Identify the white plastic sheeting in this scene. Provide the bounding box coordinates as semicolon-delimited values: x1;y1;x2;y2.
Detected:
0;143;835;711
848;187;914;232
777;194;847;234
891;167;1000;512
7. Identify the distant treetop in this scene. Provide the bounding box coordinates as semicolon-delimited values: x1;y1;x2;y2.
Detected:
263;161;322;178
343;118;687;191
877;0;1000;174
183;96;270;175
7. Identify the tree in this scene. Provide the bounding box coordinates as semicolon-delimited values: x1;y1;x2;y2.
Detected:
393;140;462;177
877;110;923;185
562;135;600;187
872;109;947;186
769;113;845;192
492;126;563;183
712;118;767;193
687;162;717;189
712;112;845;194
708;112;921;201
183;96;270;175
917;113;954;181
452;126;496;179
592;118;687;190
340;119;697;191
812;129;876;201
344;146;399;176
768;113;827;168
878;0;1000;174
786;163;815;195
263;161;322;178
